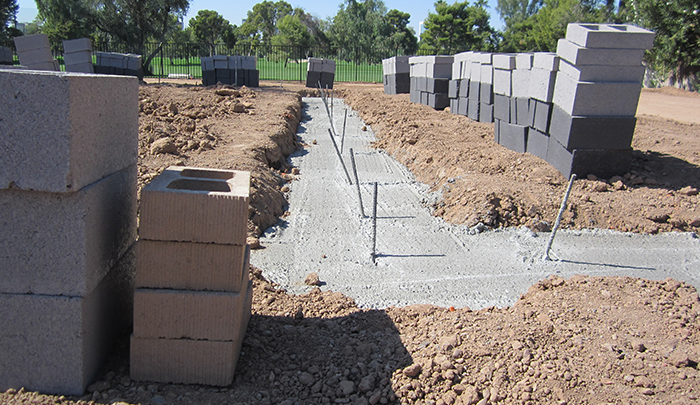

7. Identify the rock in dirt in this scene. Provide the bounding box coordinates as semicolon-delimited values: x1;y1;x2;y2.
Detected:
232;103;246;113
679;186;698;196
305;272;321;286
150;138;178;155
402;363;421;377
247;236;261;249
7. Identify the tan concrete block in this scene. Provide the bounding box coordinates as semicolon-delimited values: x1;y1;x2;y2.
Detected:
130;282;251;385
139;166;250;245
133;280;252;341
135;240;249;292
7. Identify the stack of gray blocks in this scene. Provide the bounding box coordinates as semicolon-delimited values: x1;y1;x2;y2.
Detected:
409;55;453;110
94;51;143;79
382;56;410;95
13;34;58;71
306;58;335;89
448;52;495;122
201;55;259;87
62;38;94;73
0;46;13;65
0;69;139;395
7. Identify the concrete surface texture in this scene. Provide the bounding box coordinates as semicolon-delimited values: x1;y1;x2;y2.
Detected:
251;97;700;310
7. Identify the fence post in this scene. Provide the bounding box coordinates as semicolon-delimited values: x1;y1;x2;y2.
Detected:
355;47;359;82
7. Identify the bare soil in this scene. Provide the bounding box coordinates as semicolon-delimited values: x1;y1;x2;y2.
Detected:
1;82;699;405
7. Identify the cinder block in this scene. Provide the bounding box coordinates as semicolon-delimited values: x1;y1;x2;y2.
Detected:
516;53;533;70
417;76;428;92
515;98;531;126
133;284;250;341
426;62;452;79
467;99;480;121
549;104;637;150
459;79;469;97
13;34;50;52
64;50;92;66
201;57;213;71
396;73;410;93
566;23;655;50
450;98;459;114
130;282;251;386
468;80;480;100
532;100;553;133
493;94;510;122
140;166;250;245
0;165;137;296
94;64;111;74
321;60;336;74
492;54;516;70
526;128;549;159
202;70;216;86
305;70;321;88
533;52;559;71
511;69;531;98
479;102;493;123
214;58;227;69
480;82;493;104
448;80;459;98
528;68;557;102
546;137;632;178
480;65;493;84
410;88;420;104
558;59;645;83
494;119;500;143
552;73;642;116
475;52;492;64
320;72;335;89
499;122;528;153
136;241;249;293
62;38;92;54
469;61;481;82
0;70;138;192
25;61;57;71
126;55;141;71
426;78;449;93
16;47;53;66
427;93;449;110
556;39;646;66
493;69;512;96
510;97;517;123
0;245;135;395
65;61;94;73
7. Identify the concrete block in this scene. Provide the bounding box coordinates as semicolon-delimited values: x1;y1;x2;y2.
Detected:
515;97;531;126
127;55;141;71
426;78;449;94
451;61;462;80
510;97;518;123
556;39;646;66
136;241;249;293
26;61;57;71
546;137;632;178
475;52;492;64
0;70;138;192
426;62;452;79
532;100;552;133
459;79;469;97
528;68;557;102
526;128;549;160
0;245;135;395
533;52;559;71
511;69;531;98
516;53;533;70
458;97;468;116
467;99;480;121
479;102;493;123
469;61;481;82
308;57;322;64
460;61;471;80
133;282;251;341
0;165;137;296
94;64;111;74
202;70;216;86
13;34;50;52
396;73;410;93
480;82;493;104
64;50;92;66
227;55;241;68
416;76;428;92
201;57;213;71
321;60;336;74
320;72;335;89
17;47;53;66
493;94;510;122
552;73;642;116
140;166;250;245
493;54;516;70
214;58;227;69
499;122;528;153
448;80;460;98
480;65;493;84
427;93;449;110
549;104;637;150
305;70;321;88
558;59;645;83
130;282;251;386
493;69;512;96
413;63;427;77
566;23;655;50
450;98;459;114
468;80;480;100
62;38;92;54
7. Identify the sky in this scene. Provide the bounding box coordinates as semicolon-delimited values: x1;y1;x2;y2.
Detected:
16;0;505;35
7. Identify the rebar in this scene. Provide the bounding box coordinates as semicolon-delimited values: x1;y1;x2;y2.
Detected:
327;129;352;184
371;181;378;263
544;173;577;261
341;108;348;154
350;148;364;217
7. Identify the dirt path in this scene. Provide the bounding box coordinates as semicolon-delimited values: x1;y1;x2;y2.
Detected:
637;87;700;124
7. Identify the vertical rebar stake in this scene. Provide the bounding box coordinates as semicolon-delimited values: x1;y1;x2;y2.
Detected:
544;173;577;261
350;148;364;217
327;129;352;184
331;89;334;121
371;182;378;264
341;108;348;154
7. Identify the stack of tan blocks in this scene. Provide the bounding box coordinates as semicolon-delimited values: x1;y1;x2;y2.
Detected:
131;166;252;386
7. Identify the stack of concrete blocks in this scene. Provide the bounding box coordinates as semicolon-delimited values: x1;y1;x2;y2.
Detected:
94;52;143;79
201;55;259;87
524;52;560;160
409;55;453;110
306;58;335;89
494;53;537;153
62;38;94;73
448;51;472;116
547;23;655;178
0;46;13;65
382;56;410;95
0;69;138;395
131;166;253;386
13;34;58;71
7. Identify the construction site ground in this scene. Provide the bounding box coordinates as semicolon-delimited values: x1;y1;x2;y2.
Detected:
1;81;699;405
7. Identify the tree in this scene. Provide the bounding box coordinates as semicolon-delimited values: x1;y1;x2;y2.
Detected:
386;9;418;55
238;1;293;46
329;0;391;60
190;9;236;56
496;0;543;25
295;8;331;47
420;0;497;53
0;0;19;43
272;14;311;47
35;0;94;48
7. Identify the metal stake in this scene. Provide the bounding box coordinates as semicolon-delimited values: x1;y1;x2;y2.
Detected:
350;148;364;217
327;129;352;184
341;108;348;154
371;182;378;263
544;174;577;261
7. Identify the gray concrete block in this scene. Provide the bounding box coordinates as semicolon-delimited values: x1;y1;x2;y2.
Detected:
62;38;92;54
532;100;553;133
515;98;531;126
533;52;559;71
410;89;420;104
510;97;517;123
428;93;449;110
426;78;449;93
426;62;452;79
448;80;460;98
552;72;642;116
65;61;94;74
558;59;645;83
64;50;92;66
469;80;480;100
0;70;138;193
126;55;141;71
469;61;481;82
511;69;531;98
0;244;135;395
549;104;637;150
493;94;510;122
526;128;549;159
305;70;321;88
556;38;646;66
25;61;57;71
321;60;335;74
396;73;410;93
13;34;50;52
480;82;493;104
467;99;480;121
480;65;493;84
458;97;468;116
546;136;632;178
0;165;137;296
450;98;459;114
494;119;501;143
459;79;469;97
493;69;511;96
492;54;516;70
475;52;492;64
479;102;493;123
499;122;528;153
528;68;557;102
17;47;53;66
566;23;655;50
516;53;533;70
420;91;429;106
214;58;227;69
